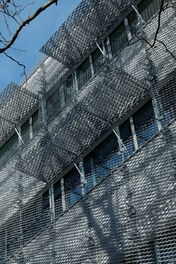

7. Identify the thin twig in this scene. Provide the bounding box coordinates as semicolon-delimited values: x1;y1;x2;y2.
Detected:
0;0;58;53
156;39;176;60
149;0;164;48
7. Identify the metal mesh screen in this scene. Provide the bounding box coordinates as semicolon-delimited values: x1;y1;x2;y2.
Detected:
0;0;176;263
40;0;130;67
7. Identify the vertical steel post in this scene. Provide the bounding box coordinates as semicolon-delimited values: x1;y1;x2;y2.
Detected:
89;54;95;78
29;116;33;140
130;116;138;151
49;183;55;223
61;178;66;212
106;37;112;60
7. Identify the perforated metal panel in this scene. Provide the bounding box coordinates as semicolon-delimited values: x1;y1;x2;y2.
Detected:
0;0;176;263
0;83;39;145
40;0;130;67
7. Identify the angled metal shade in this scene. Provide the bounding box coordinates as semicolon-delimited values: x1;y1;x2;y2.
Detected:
17;70;149;182
0;83;39;145
40;0;130;67
17;132;74;182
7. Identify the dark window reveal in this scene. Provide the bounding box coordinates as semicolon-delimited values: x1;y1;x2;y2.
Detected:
84;133;122;191
0;133;18;168
119;119;135;158
76;58;92;90
64;74;75;103
64;168;82;207
21;119;30;144
138;0;162;23
46;89;60;121
127;10;138;37
54;181;62;216
92;45;106;74
133;100;158;146
109;21;128;55
42;190;49;210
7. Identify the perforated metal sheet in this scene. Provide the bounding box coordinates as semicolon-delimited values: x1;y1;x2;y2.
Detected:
0;0;176;263
40;0;130;67
17;70;148;182
0;83;39;145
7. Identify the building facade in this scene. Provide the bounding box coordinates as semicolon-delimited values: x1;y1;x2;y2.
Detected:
0;0;176;263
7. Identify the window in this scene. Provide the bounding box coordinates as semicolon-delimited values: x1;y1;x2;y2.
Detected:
109;21;128;55
0;133;18;168
64;168;82;207
42;190;49;210
138;0;162;23
84;133;122;191
46;89;60;121
54;181;62;216
127;10;138;37
32;110;40;137
76;58;92;90
21;119;30;144
21;110;41;143
133;100;158;146
92;45;106;74
64;74;75;103
119;119;135;158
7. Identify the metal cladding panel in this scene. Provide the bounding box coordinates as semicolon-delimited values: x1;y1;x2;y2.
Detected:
0;0;176;263
0;83;39;145
40;0;130;67
6;125;176;263
17;70;148;182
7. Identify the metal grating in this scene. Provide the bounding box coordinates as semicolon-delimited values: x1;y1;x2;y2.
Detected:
0;83;39;146
16;70;148;182
0;0;176;263
40;0;130;67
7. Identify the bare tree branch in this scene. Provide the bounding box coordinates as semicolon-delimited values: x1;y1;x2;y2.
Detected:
129;0;176;61
0;0;58;53
156;39;176;60
149;0;164;48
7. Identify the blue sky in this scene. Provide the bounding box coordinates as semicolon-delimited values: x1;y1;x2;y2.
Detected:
0;0;81;92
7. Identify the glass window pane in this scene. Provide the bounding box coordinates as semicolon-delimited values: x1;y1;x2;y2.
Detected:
119;119;135;158
109;21;128;55
21;119;30;144
133;100;158;146
32;110;41;137
92;45;106;74
0;133;18;168
64;75;75;104
54;181;61;200
138;0;162;22
127;10;138;37
76;58;92;90
64;168;81;207
84;133;122;192
54;181;62;216
42;190;49;210
46;89;60;121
